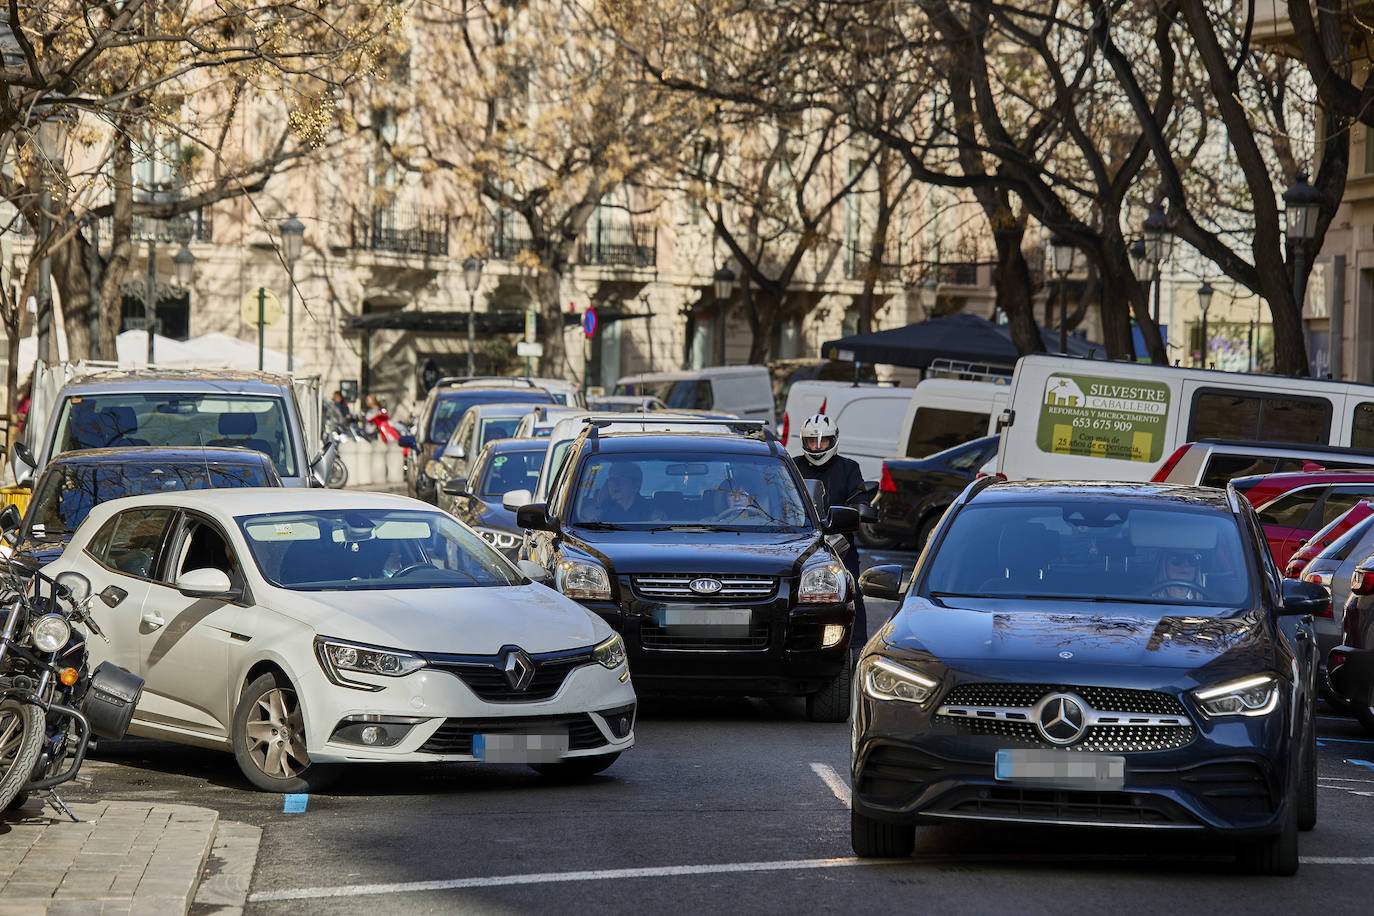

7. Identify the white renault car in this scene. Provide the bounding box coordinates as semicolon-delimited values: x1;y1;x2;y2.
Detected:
42;489;635;791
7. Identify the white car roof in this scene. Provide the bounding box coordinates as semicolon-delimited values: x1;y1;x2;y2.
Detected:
78;487;431;529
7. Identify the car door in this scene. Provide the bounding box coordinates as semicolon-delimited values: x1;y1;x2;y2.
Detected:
135;511;254;738
79;507;176;680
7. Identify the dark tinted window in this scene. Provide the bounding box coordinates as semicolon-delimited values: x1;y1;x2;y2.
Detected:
1189;389;1331;444
1257;489;1323;528
1321;515;1374;563
478;449;545;498
1199;455;1281;488
947;438;999;472
89;508;173;579
429;390;552;443
906;408;991;458
665;380;712;410
1353;402;1374;449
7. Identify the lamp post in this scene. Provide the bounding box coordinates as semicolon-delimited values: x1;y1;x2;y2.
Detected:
1197;282;1214;368
1283;172;1321;372
280;213;304;373
1049;234;1075;354
1141;205;1169;325
463;256;483;376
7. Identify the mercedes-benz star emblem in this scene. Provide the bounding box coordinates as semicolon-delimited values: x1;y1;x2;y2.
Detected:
1059;651;1074;659
689;577;723;595
1034;693;1088;746
503;648;535;691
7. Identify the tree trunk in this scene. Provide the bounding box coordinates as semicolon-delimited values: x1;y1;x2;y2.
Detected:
534;268;569;382
990;221;1043;356
97;125;136;359
52;235;93;362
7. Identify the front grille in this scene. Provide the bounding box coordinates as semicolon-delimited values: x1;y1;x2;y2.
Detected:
640;620;770;650
942;683;1187;716
632;573;777;601
1076;724;1196;753
421;647;594;702
417;714;606;755
931;786;1199;828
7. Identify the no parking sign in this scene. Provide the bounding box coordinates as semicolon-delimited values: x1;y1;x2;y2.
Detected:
582;307;598;338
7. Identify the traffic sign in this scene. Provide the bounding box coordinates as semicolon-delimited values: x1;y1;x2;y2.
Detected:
240;287;282;327
582;307;598;338
516;341;544;358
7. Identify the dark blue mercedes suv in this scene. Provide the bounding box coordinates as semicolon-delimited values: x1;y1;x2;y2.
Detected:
852;479;1326;875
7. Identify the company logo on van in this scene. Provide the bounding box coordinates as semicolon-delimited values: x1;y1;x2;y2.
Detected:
1036;373;1171;464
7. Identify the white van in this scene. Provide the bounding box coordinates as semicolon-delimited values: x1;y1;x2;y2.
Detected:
613;367;773;425
780;381;914;480
995;353;1374;481
896;377;1009;459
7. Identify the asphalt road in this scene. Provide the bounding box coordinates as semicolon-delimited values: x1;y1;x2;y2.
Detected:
49;548;1374;913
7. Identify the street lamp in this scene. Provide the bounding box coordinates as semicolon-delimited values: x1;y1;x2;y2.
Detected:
173;243;195;288
1197;281;1214;368
1049;234;1075;354
1141;205;1170;324
1283;172;1321;343
713;265;736;303
463;256;483;376
280;213;304;373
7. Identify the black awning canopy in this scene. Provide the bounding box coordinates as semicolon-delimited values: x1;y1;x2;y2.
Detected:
822;312;1102;369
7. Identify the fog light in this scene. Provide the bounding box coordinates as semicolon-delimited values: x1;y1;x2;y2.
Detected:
822;624;846;648
360;726;386;745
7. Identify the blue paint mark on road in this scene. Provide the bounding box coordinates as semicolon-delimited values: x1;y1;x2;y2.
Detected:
283;793;308;813
1345;759;1374;772
1316;737;1374;745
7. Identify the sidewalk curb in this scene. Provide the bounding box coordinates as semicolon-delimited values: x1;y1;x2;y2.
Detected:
190;821;261;916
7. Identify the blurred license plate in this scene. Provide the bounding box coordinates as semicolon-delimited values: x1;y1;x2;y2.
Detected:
473;732;568;763
659;608;751;628
994;749;1125;789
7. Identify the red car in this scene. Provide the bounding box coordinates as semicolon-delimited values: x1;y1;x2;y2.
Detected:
1284;500;1374;578
1230;471;1374;568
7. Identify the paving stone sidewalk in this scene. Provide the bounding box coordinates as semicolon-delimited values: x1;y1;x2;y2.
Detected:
0;799;227;916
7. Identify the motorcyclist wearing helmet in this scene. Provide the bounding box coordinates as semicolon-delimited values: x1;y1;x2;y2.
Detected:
792;413;868;651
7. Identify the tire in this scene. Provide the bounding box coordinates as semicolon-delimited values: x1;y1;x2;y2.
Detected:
232;673;329;793
1321;689;1353;717
856;520;900;550
1298;708;1317;832
0;698;44;814
1238;798;1299;875
530;752;621;779
327;458;348;489
1353;675;1374;736
806;660;853;723
851;808;915;858
4;791;29;813
914;514;940;553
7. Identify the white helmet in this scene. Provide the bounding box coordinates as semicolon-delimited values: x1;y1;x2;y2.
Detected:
800;414;839;466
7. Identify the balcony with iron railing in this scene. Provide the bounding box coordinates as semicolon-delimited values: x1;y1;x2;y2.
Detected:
843;240;905;281
351;206;450;256
930;260;987;286
579;225;657;269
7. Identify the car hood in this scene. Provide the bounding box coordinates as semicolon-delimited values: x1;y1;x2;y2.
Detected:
473;499;521;533
564;530;823;576
886;597;1272;672
272;582;610;655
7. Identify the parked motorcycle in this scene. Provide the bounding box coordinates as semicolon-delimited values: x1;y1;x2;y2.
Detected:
0;559;144;816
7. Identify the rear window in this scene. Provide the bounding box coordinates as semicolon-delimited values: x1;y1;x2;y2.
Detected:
906;408;991;458
429;390;552;443
1318;514;1374;563
1189;389;1331;444
1354;402;1374;449
1199;455;1281;489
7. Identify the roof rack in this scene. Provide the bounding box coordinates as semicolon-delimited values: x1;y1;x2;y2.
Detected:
925;358;1013;383
435;376;538;388
583;416;776;442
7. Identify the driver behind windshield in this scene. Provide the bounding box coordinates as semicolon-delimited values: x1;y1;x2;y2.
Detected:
595;461;652;523
1153;549;1204;600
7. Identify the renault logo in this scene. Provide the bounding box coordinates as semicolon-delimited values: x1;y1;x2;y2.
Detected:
689;577;723;595
1033;693;1088;746
503;648;535;691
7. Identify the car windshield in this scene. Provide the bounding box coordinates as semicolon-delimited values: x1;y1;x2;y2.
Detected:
54;393;296;476
923;499;1252;607
25;460;276;540
479;449;545;498
430;391;552;443
477;415;522;445
238;508;521;590
567;453;812;531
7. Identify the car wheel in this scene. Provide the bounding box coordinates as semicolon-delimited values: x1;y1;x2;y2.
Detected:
806;660;852;723
851;808;914;858
530;753;621;779
1354;676;1374;736
914;514;940;553
1321;688;1353;717
232;673;330;793
1298;706;1317;832
856;520;900;550
1238;797;1299;875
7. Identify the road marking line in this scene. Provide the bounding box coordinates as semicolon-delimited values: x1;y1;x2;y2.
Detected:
1302;857;1374;865
810;762;851;806
248;857;910;902
1320;776;1374;784
1317;737;1374;745
1345;758;1374;772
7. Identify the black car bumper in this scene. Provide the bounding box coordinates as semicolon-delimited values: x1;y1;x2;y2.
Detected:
580;593;854;696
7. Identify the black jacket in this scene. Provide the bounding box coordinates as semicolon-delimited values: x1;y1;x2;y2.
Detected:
793;453;865;547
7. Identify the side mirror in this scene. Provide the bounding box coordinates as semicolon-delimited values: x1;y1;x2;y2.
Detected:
0;504;20;534
444;443;467;461
54;570;91;604
310;440;338;488
398;434;418;451
515;502;559;533
857;503;878;523
863;479;877;493
1280;578;1329;616
503;488;533;511
442;477;469;497
11;442;35;488
859;565;905;601
176;567;240;600
517;559;552;585
824;506;860;534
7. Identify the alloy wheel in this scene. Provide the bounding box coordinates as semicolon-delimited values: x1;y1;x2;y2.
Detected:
242;687;310;779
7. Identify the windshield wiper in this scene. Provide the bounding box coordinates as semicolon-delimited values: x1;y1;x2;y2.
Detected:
30;528;72;540
574;521;627;530
647;525;714;532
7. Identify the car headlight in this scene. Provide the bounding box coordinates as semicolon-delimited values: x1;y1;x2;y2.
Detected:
593;633;626;669
476;527;520;550
1192;674;1280;717
30;614;71;653
798;562;844;604
860;657;938;704
556;559;612;600
314;636;426;692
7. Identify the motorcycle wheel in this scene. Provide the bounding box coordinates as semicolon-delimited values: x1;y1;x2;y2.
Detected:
0;698;44;814
327;458;349;488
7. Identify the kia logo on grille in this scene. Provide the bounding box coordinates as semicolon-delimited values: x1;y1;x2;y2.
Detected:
689;577;723;595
